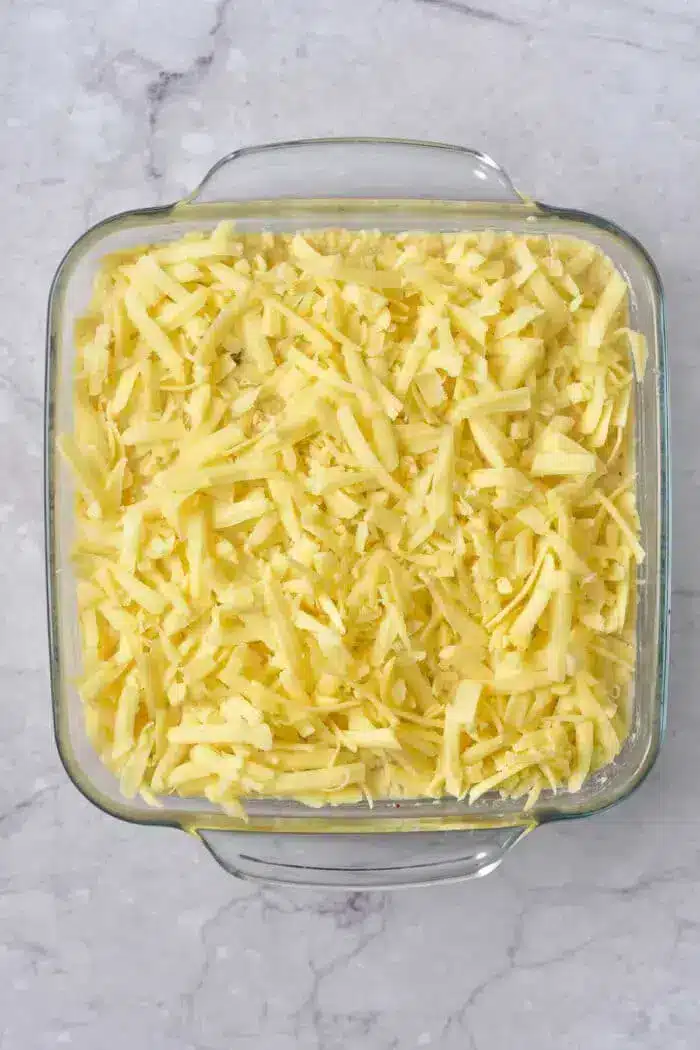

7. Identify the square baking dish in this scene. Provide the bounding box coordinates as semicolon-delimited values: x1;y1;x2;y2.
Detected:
45;138;670;887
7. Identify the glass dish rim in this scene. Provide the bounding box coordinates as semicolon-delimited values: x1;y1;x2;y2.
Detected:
44;165;671;836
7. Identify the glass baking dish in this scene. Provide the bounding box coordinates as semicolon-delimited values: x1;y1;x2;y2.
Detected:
45;138;670;888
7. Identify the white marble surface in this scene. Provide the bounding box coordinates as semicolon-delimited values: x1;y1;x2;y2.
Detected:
1;0;698;1046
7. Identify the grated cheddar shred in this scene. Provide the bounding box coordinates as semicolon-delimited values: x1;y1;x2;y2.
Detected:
61;225;645;816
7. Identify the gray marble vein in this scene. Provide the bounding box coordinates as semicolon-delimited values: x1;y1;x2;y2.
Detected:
1;0;699;1047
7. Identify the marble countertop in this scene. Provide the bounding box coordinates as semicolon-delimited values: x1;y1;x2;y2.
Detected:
2;0;698;1047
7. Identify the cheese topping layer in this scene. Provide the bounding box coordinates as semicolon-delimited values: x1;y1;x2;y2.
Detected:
61;225;644;816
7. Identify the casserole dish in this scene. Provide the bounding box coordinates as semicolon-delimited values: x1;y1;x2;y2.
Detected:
45;138;670;887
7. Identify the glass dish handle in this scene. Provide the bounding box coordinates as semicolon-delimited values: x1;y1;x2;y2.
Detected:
196;825;533;889
187;137;523;204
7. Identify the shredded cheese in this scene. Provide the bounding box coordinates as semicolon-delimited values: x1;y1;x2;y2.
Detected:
62;225;644;816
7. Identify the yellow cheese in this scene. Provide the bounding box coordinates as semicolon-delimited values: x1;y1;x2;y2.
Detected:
455;387;531;420
62;225;644;815
531;451;597;477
